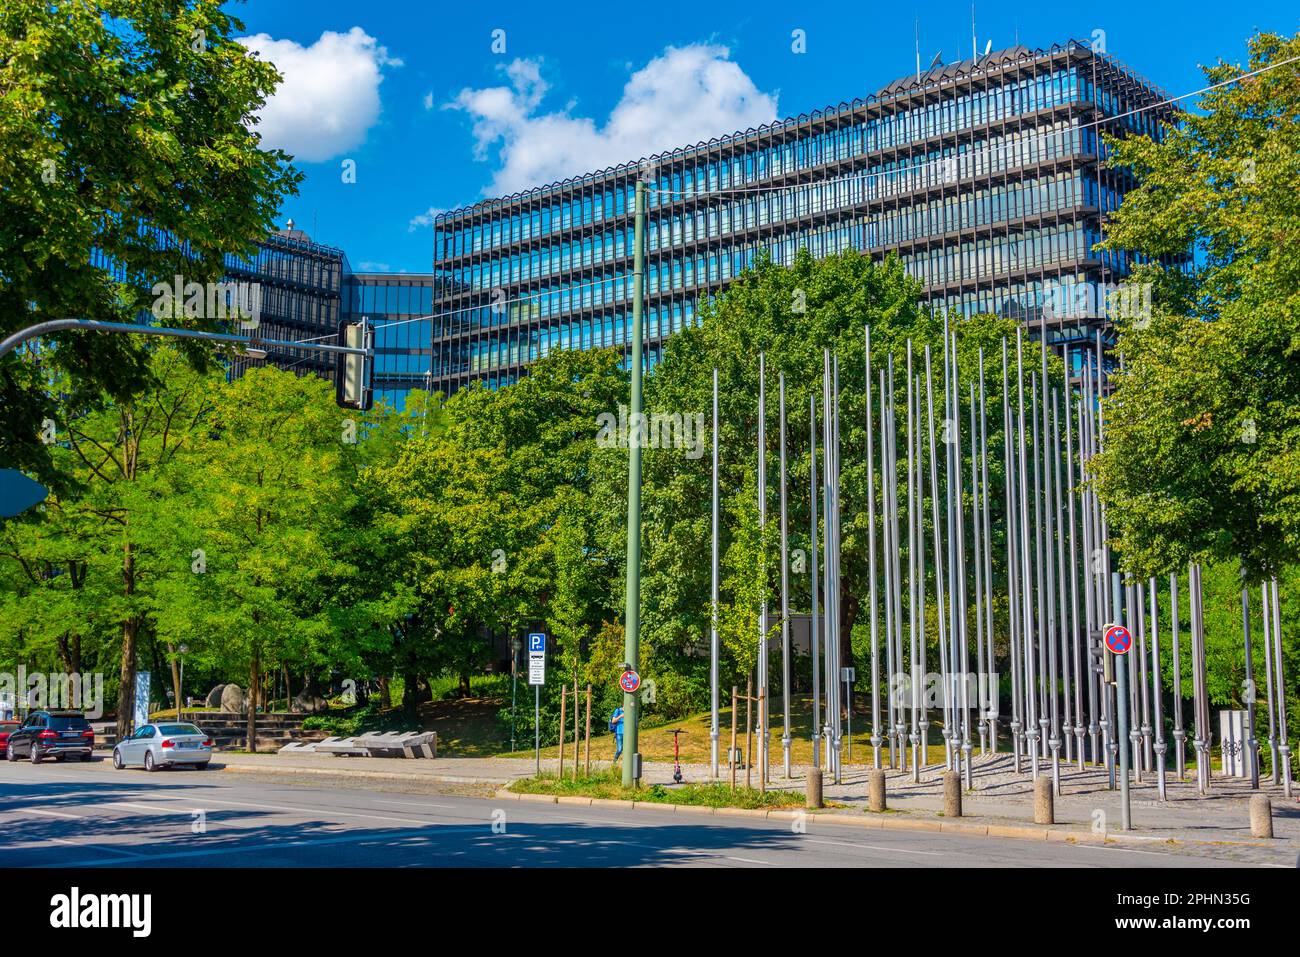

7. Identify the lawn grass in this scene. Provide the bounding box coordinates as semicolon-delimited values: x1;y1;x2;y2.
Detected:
507;768;803;809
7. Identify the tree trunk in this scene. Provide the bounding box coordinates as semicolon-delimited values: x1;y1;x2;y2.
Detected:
379;676;391;710
117;617;140;742
402;671;420;720
247;645;260;753
840;591;859;674
168;647;181;718
459;671;471;697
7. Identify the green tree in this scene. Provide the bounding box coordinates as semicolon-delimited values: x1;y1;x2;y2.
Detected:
153;366;352;750
0;0;300;483
1094;32;1300;579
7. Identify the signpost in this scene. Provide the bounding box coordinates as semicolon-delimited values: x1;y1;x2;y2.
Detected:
528;633;546;774
619;669;641;694
1104;610;1133;830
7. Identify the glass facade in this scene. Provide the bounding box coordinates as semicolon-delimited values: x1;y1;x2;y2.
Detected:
430;41;1183;394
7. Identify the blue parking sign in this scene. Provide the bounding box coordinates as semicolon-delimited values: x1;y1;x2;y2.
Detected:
528;633;546;653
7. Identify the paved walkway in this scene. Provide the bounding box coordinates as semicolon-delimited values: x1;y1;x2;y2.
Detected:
213;749;1298;864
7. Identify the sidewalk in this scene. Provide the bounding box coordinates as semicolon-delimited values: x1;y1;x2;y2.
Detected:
214;749;1297;864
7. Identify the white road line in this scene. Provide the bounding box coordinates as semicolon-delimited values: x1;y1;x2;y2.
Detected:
370;799;458;810
725;856;777;866
170;794;465;827
804;837;943;857
21;807;83;820
38;825;502;868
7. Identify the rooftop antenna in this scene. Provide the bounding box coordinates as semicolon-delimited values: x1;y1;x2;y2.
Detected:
915;18;921;81
971;4;977;61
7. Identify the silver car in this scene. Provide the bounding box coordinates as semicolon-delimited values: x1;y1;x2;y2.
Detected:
112;723;213;771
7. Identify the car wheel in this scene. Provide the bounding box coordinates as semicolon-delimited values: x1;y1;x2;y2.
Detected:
29;745;41;764
144;751;156;772
5;745;15;762
112;749;123;770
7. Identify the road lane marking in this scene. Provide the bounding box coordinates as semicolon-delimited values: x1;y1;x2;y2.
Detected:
805;838;943;857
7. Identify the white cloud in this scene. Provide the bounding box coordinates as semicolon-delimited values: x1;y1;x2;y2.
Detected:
408;205;445;232
239;27;401;163
423;91;434;110
447;45;778;195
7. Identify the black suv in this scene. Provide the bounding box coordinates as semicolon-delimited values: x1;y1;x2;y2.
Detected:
5;711;95;763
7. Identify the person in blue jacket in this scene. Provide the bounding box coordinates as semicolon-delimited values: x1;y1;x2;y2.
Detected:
611;706;625;760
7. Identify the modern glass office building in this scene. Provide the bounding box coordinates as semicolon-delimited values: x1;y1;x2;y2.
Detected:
223;223;435;410
430;40;1179;395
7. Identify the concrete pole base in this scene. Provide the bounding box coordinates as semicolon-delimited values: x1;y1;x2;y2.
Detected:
867;768;887;812
805;767;824;809
1034;775;1055;825
1249;794;1273;839
943;771;962;818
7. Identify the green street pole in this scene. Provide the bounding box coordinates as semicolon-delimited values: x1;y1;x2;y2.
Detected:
622;178;647;788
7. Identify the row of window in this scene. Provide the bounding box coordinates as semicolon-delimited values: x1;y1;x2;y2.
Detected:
442;119;1102;292
435;64;1165;262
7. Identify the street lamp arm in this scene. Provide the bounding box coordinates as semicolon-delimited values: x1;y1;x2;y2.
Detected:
0;318;371;361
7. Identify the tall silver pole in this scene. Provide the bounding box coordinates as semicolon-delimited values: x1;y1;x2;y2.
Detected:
1270;578;1292;798
950;331;971;784
1241;585;1259;789
907;343;921;781
779;372;792;779
970;380;987;757
880;368;897;769
978;350;996;754
1113;573;1132;830
810;395;821;769
888;359;906;766
1031;371;1046;773
1260;584;1277;786
1191;562;1210;794
822;350;834;773
1065;381;1085;769
1048;388;1064;793
924;346;945;774
831;354;843;782
942;324;958;771
866;329;882;768
1151;578;1167;799
710;368;720;778
1053;390;1074;768
1002;339;1023;771
1170;572;1184;778
1016;330;1038;778
758;353;769;785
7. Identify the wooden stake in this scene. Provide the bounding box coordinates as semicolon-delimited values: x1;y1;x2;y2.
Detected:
584;684;592;776
731;685;739;791
558;686;567;781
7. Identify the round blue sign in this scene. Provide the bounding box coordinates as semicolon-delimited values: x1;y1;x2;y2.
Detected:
1104;624;1132;656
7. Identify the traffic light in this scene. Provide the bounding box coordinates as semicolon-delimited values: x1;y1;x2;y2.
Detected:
336;319;372;411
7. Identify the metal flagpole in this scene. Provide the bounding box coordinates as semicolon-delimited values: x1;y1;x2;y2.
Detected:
907;342;921;781
1038;324;1059;785
1138;579;1152;773
1065;378;1085;769
831;354;843;782
978;350;996;754
914;372;929;774
1241;585;1259;789
758;353;769;790
1002;339;1023;771
953;353;971;788
1261;584;1277;786
970;381;987;757
924;345;945;775
1151;578;1167;799
1270;577;1292;798
810;394;821;769
1191;562;1211;794
888;358;906;766
1031;371;1046;773
1047;388;1063;792
1016;330;1038;778
1053;391;1074;768
866;329;883;768
779;372;792;779
1170;572;1184;778
1127;582;1143;784
710;368;720;778
822;350;834;772
942;323;958;772
881;367;898;769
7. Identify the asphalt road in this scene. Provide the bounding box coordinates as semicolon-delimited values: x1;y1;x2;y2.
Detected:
0;758;1250;868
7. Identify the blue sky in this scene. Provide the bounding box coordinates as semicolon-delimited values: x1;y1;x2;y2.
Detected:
228;0;1300;274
